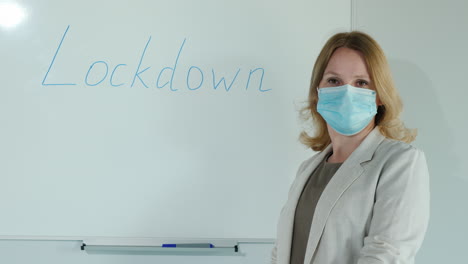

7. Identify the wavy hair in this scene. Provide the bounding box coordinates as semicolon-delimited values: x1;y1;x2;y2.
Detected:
299;31;417;151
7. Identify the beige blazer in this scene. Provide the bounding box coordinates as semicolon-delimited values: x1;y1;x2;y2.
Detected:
271;127;430;264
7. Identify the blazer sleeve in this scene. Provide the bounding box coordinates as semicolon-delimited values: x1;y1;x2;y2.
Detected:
357;148;430;264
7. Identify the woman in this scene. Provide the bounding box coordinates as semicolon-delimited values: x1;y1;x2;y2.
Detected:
271;32;430;264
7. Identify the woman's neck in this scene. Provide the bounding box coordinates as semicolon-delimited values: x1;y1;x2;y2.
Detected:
327;123;375;163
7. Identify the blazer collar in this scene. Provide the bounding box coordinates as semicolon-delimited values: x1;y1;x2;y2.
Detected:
277;126;386;264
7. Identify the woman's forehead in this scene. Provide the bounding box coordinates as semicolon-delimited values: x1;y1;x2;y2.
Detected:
324;47;370;78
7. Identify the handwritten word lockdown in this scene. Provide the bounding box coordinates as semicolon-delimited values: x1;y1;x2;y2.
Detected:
42;26;268;92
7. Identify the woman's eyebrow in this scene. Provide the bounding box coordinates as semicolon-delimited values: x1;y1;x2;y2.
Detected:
323;71;370;79
323;71;340;76
354;74;370;79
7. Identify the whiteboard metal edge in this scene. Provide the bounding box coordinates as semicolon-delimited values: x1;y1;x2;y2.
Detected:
0;236;275;245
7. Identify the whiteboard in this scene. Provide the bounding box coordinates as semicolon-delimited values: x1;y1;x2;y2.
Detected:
0;0;349;239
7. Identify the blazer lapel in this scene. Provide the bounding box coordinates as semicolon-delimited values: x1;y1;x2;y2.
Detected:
277;145;332;264
302;127;386;264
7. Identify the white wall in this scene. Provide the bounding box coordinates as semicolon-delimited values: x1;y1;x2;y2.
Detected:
355;0;468;263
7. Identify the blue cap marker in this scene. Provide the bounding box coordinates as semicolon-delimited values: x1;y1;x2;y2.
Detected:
162;243;214;248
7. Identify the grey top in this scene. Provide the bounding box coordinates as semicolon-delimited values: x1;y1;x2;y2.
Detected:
290;152;343;264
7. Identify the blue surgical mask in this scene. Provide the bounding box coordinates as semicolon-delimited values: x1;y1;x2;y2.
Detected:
317;84;377;136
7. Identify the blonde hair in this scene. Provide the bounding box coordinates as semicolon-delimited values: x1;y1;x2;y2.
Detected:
299;31;417;151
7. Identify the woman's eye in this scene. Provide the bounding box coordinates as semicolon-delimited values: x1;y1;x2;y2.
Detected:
357;80;369;87
327;78;339;85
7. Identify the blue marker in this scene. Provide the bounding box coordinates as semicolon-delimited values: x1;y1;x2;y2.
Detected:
162;243;214;248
